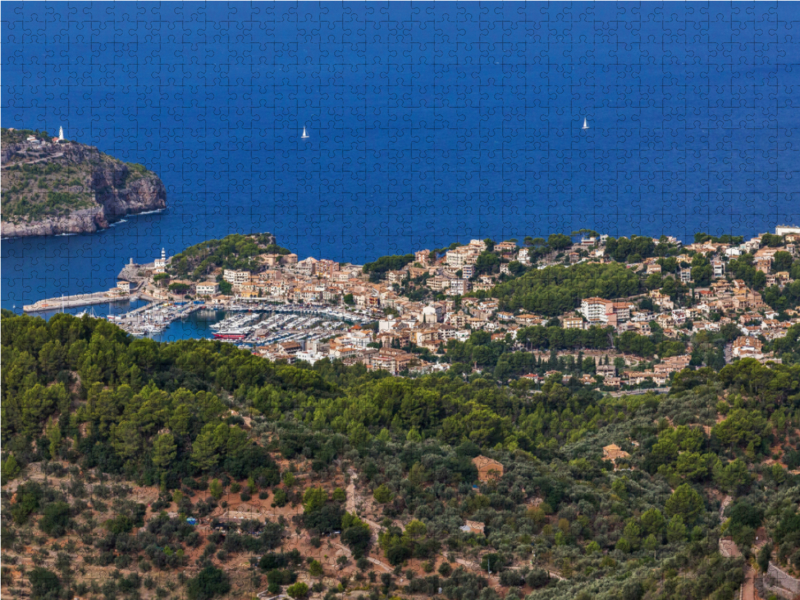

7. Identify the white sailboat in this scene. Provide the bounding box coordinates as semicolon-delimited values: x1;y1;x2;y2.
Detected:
582;118;589;130
301;126;310;139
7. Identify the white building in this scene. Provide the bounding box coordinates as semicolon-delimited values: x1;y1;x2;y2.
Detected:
579;297;612;323
775;225;800;236
422;305;439;324
448;278;470;296
223;269;250;285
196;281;220;296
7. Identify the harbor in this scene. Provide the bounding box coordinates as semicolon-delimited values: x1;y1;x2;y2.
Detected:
106;300;373;344
107;301;204;336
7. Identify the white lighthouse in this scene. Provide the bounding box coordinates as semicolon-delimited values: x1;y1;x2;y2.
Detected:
154;248;167;273
58;126;64;141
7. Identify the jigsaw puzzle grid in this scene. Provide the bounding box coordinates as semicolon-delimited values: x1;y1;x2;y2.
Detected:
3;1;800;307
3;2;800;593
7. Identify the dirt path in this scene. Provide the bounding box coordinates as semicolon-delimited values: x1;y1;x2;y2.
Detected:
741;565;756;600
1;152;64;169
719;494;732;522
719;538;741;558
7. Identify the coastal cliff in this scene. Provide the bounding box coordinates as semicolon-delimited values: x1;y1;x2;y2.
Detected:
1;128;166;238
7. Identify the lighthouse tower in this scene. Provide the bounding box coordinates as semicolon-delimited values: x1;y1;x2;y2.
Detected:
154;248;167;273
58;127;64;141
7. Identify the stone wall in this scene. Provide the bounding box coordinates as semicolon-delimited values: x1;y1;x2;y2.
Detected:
764;562;800;598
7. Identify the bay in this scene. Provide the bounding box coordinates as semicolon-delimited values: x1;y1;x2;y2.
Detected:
3;2;799;311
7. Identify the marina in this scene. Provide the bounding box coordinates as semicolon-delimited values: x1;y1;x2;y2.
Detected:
107;300;373;344
108;301;205;336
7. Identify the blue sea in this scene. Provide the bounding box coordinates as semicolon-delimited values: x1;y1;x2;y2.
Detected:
3;2;800;315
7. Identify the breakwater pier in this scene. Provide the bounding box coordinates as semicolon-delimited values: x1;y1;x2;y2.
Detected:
23;291;138;313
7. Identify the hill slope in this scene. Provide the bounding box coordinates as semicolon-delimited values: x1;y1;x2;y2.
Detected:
4;310;800;600
1;128;166;237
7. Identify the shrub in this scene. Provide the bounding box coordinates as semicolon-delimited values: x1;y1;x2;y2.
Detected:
186;565;231;600
526;569;550;589
287;582;309;599
29;567;61;600
373;484;394;504
39;502;70;537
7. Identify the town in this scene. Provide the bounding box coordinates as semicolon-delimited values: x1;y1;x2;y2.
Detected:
74;225;800;392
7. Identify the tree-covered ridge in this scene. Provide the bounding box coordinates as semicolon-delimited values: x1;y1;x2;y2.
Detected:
485;262;641;315
363;254;415;275
167;233;288;281
4;310;800;600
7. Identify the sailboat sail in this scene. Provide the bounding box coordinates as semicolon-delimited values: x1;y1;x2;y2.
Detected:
582;118;589;130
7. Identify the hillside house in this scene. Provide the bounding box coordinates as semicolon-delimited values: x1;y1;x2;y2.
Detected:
472;455;504;482
602;444;630;468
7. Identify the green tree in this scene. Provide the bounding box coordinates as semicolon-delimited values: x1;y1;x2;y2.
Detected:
210;479;224;500
29;567;61;600
342;513;372;558
548;233;572;250
39;501;70;537
191;423;224;470
666;515;687;543
2;454;21;481
665;484;704;524
713;458;753;493
46;422;62;459
640;508;665;537
757;543;772;573
404;519;427;541
773;251;794;272
622;519;641;549
287;582;309;599
151;432;177;470
303;487;329;513
373;484;395;504
186;565;231;600
643;534;659;551
308;559;323;578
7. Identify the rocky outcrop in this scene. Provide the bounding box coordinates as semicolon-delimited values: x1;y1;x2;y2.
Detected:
1;131;166;238
0;206;108;238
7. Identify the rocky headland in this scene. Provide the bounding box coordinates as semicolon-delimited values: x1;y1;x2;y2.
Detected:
1;128;166;238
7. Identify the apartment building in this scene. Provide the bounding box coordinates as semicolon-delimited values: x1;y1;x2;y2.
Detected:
196;281;220;296
223;269;251;285
580;297;613;323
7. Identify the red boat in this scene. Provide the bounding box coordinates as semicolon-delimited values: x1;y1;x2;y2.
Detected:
213;332;247;340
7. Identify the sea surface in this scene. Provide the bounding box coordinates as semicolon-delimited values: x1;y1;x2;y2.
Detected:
3;2;800;311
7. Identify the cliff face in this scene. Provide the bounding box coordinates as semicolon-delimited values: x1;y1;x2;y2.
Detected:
1;130;166;238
